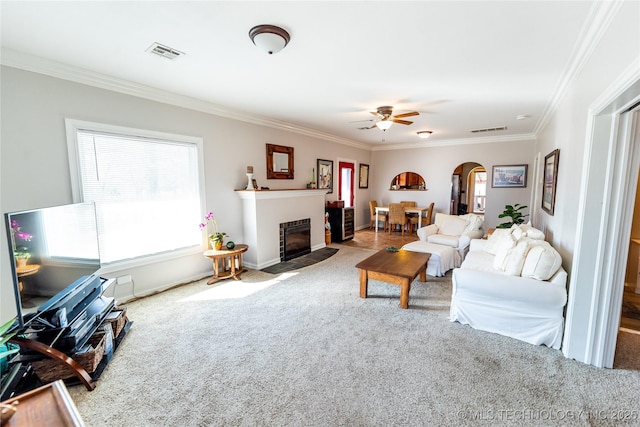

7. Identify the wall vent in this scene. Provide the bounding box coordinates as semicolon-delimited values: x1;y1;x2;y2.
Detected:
146;42;184;60
470;126;508;133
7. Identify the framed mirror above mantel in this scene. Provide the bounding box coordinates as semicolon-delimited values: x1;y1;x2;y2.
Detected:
266;143;294;179
390;171;426;190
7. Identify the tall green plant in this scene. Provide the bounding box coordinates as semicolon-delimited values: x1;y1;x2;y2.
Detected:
497;204;529;229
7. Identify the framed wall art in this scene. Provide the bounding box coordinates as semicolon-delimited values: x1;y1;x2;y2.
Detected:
542;149;560;215
492;164;528;188
359;163;369;189
317;159;333;193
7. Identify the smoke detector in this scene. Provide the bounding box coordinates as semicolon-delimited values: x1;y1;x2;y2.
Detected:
146;42;184;60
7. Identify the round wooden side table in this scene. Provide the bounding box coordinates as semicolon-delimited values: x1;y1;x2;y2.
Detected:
202;244;248;285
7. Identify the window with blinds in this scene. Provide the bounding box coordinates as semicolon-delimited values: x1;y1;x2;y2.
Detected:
66;120;204;264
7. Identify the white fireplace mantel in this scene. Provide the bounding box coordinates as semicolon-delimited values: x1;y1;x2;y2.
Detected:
236;189;328;269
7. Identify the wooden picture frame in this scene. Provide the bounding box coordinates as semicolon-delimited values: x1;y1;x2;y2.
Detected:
542;149;560;215
359;164;369;189
491;164;528;188
317;159;333;193
266;143;294;179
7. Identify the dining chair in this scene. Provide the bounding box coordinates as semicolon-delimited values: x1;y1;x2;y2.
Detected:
401;201;419;233
388;203;408;236
369;200;388;231
425;202;435;226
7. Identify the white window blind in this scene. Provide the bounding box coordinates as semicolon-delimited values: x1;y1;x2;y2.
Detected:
72;126;202;264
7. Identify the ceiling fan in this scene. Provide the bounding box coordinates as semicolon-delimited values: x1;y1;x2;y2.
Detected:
355;106;420;131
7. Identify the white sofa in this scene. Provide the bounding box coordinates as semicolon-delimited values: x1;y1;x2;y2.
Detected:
418;213;485;259
450;225;568;349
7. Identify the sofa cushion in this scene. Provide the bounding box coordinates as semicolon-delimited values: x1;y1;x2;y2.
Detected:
519;223;545;240
521;241;562;280
427;234;460;248
484;229;515;255
493;238;529;276
460;249;496;273
438;216;469;236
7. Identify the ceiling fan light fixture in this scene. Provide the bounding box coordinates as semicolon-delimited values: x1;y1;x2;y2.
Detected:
417;131;433;139
249;25;290;55
376;120;393;131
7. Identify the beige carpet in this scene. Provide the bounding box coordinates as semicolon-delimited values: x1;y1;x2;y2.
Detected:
69;245;640;426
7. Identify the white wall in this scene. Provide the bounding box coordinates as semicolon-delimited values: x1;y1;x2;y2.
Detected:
534;1;640;364
0;66;372;325
370;139;535;230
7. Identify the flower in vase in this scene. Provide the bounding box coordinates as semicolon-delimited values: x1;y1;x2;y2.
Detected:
199;211;228;243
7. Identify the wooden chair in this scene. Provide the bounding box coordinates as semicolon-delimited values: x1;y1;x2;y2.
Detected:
401;201;419;234
388;203;408;236
369;200;388;231
425;202;435;226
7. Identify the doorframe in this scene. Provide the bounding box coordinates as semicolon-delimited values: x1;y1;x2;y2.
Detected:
337;158;356;208
563;68;640;367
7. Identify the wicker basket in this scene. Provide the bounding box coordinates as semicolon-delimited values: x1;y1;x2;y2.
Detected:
104;306;128;338
31;331;107;382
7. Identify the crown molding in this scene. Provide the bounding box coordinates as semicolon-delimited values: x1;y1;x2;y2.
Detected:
534;0;624;135
371;133;537;151
0;49;371;151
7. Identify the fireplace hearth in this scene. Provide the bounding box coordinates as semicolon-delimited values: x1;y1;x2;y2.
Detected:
280;219;311;261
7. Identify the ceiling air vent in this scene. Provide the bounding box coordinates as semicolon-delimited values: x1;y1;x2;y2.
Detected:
146;42;184;60
470;126;507;134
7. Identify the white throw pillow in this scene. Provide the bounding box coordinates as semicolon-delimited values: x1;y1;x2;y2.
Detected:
484;229;515;255
510;224;524;240
493;238;529;276
521;241;562;280
438;216;469;236
519;223;545;240
460;214;483;233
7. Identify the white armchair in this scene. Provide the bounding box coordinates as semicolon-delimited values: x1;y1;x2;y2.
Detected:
417;213;484;259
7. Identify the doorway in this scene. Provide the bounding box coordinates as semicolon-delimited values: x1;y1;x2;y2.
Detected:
451;162;485;216
621;170;640;335
338;161;355;208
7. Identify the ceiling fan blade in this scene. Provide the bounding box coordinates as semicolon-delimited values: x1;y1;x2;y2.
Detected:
370;111;383;117
358;125;376;130
392;119;413;125
394;111;419;119
349;119;374;123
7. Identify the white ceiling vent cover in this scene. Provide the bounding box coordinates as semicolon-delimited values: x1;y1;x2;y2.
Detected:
470;126;507;133
146;42;184;60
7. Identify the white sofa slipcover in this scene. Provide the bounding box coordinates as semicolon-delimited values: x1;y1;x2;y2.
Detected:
450;234;567;349
419;213;484;259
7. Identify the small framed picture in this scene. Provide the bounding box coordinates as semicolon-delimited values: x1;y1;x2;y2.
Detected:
317;159;333;193
542;149;560;215
359;164;369;189
492;164;528;188
252;178;259;190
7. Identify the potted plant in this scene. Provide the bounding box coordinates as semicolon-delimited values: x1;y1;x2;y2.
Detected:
13;247;31;268
210;232;228;250
199;211;227;250
497;204;529;229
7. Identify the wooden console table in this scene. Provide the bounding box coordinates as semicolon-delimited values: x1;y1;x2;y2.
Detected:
1;380;85;426
203;244;249;285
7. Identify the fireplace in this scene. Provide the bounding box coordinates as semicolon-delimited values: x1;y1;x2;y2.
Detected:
280;219;311;261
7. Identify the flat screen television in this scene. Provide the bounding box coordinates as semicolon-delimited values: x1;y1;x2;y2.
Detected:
5;202;103;329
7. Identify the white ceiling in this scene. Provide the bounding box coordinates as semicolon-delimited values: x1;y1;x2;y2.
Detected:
1;1;600;148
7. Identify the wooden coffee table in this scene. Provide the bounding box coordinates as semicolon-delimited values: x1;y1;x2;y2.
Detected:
356;249;431;309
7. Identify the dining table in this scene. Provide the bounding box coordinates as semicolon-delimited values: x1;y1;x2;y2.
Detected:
374;205;430;232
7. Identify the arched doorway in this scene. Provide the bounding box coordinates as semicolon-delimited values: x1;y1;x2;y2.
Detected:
451;162;486;216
